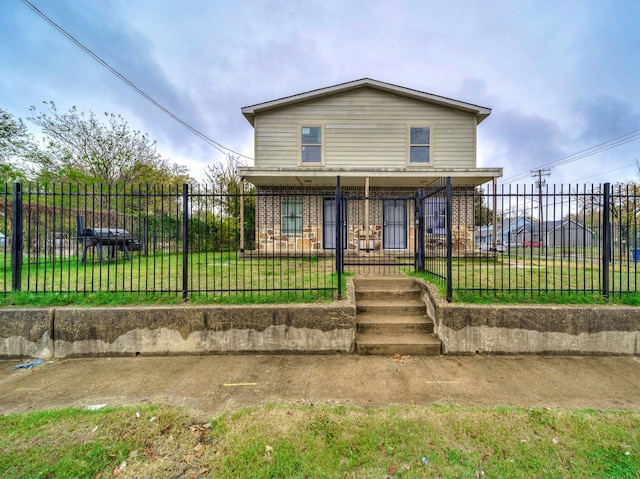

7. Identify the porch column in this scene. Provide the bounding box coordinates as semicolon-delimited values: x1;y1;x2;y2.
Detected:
492;178;497;248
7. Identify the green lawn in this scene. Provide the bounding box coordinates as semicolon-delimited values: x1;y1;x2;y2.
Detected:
1;404;639;478
416;252;640;304
2;248;640;306
0;250;340;305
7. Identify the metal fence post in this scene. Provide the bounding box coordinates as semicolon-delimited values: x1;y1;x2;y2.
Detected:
415;188;425;272
445;177;453;302
602;182;611;298
11;182;23;291
182;183;189;301
336;176;342;300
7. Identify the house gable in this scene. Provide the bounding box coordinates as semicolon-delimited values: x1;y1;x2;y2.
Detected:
241;78;491;125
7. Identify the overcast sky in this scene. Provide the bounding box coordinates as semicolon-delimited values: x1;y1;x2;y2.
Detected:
1;0;639;187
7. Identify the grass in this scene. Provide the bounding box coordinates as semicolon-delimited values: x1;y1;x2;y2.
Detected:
0;271;350;307
2;246;640;306
0;289;338;307
0;250;341;306
1;404;639;478
411;252;640;305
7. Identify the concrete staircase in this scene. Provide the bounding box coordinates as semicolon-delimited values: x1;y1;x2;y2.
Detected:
354;277;442;355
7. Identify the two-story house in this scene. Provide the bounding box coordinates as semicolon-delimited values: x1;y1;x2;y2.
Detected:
238;78;502;255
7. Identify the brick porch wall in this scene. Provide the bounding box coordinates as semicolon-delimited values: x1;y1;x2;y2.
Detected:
252;185;475;254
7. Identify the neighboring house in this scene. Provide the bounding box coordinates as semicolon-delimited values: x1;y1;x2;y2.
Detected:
238;78;503;254
475;217;533;248
523;219;595;248
475;225;497;248
475;218;595;248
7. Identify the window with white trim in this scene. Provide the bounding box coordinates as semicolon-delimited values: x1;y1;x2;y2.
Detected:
282;197;303;234
301;126;322;163
410;127;430;163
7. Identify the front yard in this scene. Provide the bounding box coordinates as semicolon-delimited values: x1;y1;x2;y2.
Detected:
2;248;640;306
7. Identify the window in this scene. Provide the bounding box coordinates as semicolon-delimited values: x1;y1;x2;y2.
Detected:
301;126;322;163
410;127;430;163
425;197;446;235
282;197;303;234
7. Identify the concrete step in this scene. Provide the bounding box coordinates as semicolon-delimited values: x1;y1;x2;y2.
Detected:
353;277;417;291
355;288;421;301
356;314;434;334
356;299;425;316
356;333;442;356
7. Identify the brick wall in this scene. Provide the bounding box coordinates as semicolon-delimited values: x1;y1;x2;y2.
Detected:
252;185;475;254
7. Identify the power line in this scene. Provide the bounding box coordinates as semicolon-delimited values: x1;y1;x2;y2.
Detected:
21;0;252;162
499;128;640;184
573;162;636;183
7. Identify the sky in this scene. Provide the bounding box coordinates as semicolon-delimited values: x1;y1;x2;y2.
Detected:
1;0;639;188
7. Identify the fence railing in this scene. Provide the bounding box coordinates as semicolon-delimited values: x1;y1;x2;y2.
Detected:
421;182;640;300
2;180;640;303
0;182;338;301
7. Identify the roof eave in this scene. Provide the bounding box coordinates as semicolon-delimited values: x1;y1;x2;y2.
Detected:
237;166;503;188
241;78;491;125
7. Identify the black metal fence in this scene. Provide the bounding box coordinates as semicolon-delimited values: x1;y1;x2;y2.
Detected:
416;181;640;301
0;182;338;301
2;180;639;302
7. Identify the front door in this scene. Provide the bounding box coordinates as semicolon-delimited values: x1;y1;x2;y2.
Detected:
383;199;407;249
323;198;347;249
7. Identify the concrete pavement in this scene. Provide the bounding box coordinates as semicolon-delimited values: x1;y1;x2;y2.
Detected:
1;354;640;417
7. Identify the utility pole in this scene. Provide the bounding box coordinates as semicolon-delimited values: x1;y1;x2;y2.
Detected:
531;168;550;246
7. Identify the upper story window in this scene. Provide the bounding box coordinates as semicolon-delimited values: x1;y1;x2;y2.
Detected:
301;126;322;163
410;127;430;164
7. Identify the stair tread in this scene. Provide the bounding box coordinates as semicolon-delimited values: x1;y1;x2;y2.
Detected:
356;280;418;284
357;333;441;345
356;286;420;292
357;299;423;306
354;282;417;291
357;314;431;324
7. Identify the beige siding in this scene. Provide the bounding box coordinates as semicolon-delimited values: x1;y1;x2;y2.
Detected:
254;87;477;168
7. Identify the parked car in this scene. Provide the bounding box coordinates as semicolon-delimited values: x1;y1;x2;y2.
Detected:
522;240;541;247
479;242;505;253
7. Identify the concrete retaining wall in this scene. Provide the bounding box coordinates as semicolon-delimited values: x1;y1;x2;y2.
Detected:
417;279;640;355
0;303;356;359
2;279;639;358
0;309;54;359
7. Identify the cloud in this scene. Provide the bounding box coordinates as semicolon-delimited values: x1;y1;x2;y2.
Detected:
2;0;640;184
574;96;640;143
482;109;568;183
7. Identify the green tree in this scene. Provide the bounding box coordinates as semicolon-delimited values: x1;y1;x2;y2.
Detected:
204;154;256;250
474;186;494;226
205;154;247;216
28;101;190;186
0;108;32;183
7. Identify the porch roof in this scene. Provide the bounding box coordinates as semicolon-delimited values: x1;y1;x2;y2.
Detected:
237;166;503;188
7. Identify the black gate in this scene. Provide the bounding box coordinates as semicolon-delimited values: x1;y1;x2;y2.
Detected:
334;177;417;277
414;177;452;301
